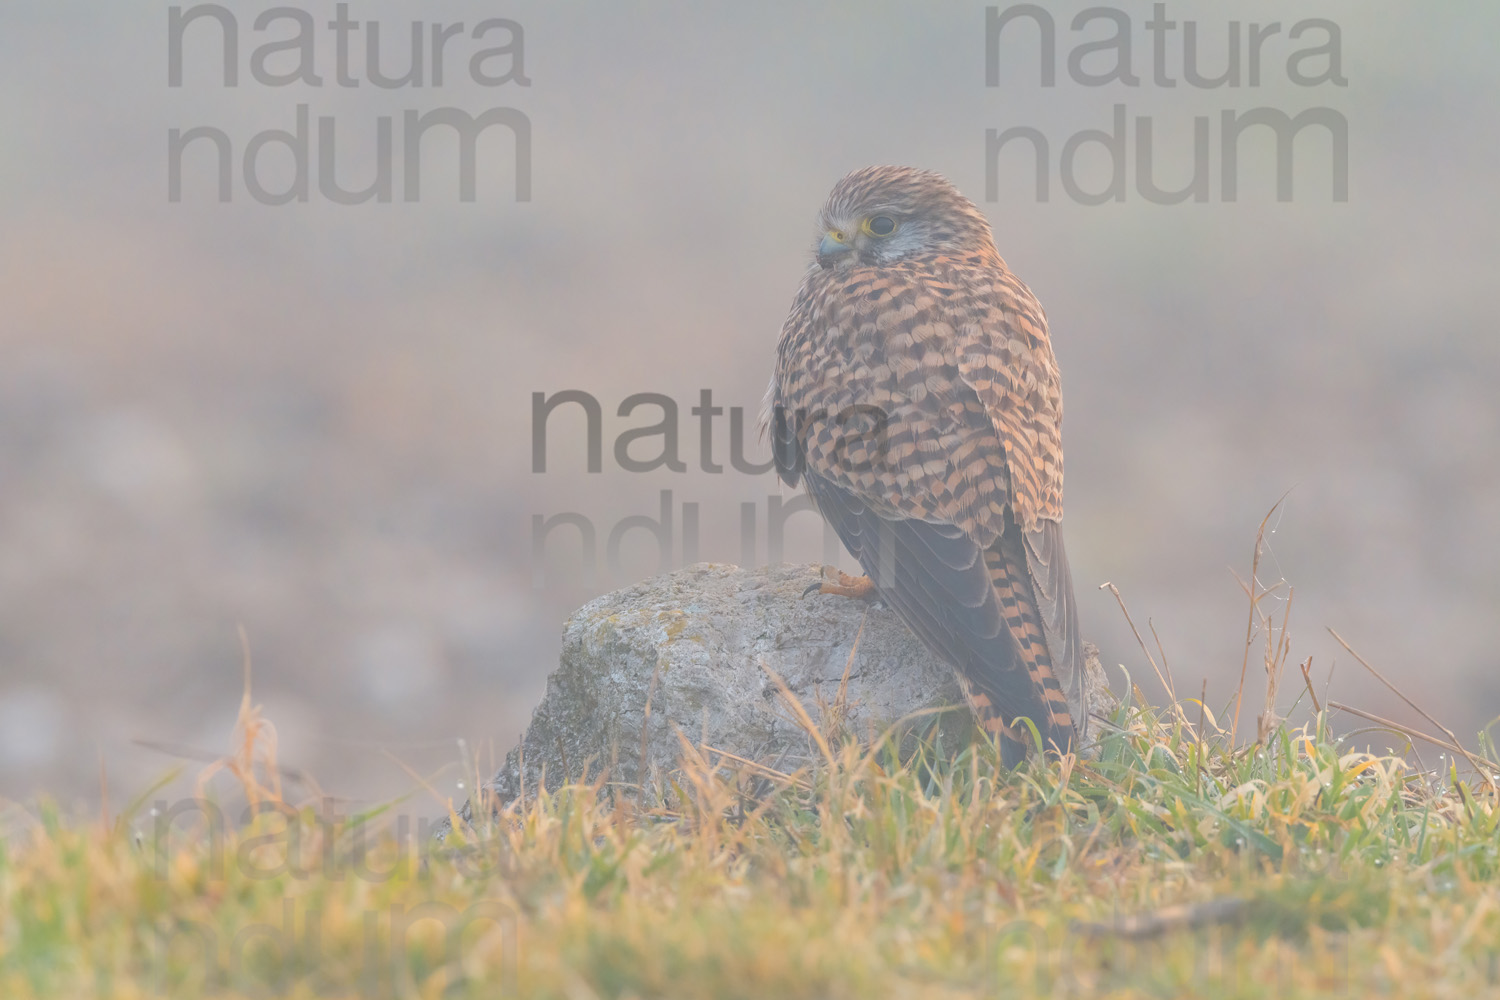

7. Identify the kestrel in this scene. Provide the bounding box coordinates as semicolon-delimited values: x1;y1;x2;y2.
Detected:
770;166;1083;764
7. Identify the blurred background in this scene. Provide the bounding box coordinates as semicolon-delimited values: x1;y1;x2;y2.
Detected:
1;1;1497;811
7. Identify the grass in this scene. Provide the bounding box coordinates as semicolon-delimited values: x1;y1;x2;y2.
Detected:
3;536;1500;997
2;685;1498;997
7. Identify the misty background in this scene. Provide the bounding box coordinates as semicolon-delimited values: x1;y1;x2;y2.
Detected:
1;2;1497;814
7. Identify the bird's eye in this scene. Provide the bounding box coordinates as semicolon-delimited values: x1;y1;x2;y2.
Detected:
863;215;897;237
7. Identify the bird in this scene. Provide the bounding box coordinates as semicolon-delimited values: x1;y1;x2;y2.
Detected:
768;165;1083;766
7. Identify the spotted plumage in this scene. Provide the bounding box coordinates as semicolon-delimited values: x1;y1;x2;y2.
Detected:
770;166;1083;764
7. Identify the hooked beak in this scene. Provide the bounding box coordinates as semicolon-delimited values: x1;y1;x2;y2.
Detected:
817;230;852;269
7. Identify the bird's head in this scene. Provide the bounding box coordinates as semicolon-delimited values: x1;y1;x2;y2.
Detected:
813;166;999;271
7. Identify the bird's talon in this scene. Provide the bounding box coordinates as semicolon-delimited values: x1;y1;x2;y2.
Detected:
803;567;877;601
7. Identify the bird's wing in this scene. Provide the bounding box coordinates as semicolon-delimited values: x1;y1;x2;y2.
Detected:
1021;520;1084;736
801;469;1073;762
774;260;1080;753
951;267;1085;739
950;267;1065;532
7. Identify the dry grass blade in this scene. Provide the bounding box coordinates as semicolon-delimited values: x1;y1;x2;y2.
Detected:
133;738;321;793
835;610;866;712
1327;629;1497;789
1147;618;1174;699
698;744;811;792
760;661;836;767
1299;656;1321;713
1230;560;1294;747
1073;897;1251;940
671;726;744;844
813;609;868;741
1099;581;1184;725
1258;585;1293;745
1327;701;1500;776
382;749;463;819
1232;495;1289;745
195;625;283;807
1196;678;1207;796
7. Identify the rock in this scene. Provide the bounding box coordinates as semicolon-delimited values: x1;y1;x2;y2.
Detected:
450;563;1113;828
